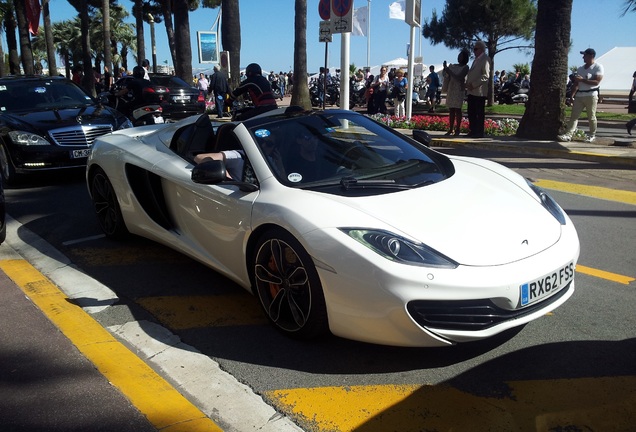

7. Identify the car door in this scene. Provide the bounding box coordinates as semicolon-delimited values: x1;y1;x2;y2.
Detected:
156;136;259;288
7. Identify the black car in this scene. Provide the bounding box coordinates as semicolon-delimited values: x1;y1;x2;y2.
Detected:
148;73;206;119
0;75;132;184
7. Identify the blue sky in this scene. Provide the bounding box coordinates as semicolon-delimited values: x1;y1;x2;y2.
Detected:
32;0;636;76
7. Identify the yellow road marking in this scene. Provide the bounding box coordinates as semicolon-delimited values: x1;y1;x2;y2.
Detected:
576;264;635;285
0;259;222;432
267;378;636;431
534;179;636;205
136;295;267;330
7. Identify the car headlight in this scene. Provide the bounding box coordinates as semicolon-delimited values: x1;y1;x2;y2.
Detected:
8;131;50;146
527;180;566;225
340;228;458;269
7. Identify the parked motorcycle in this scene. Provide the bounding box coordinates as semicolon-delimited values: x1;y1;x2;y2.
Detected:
497;80;529;105
101;85;167;126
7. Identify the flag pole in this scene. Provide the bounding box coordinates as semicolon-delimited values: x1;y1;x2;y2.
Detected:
366;0;371;69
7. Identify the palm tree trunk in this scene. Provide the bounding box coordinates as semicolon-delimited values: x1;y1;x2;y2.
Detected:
14;0;35;74
291;0;311;109
173;0;193;82
516;0;573;139
221;0;241;90
43;0;58;76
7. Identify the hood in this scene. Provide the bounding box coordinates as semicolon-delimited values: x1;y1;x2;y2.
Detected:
1;105;123;135
321;157;563;266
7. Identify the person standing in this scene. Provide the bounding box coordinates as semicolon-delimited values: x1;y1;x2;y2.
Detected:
443;49;470;136
371;66;390;114
209;66;229;118
141;59;151;80
465;40;491;138
392;69;408;118
425;65;440;113
558;48;604;143
197;72;209;95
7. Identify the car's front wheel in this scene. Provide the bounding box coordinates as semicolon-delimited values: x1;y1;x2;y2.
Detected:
90;167;129;239
253;229;329;340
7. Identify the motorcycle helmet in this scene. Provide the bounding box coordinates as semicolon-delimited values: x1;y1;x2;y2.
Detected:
132;66;145;79
245;63;262;77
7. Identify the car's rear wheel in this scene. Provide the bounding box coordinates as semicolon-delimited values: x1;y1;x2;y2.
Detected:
90;167;129;239
253;228;329;339
0;145;18;185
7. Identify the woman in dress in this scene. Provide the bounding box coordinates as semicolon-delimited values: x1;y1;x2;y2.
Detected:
442;49;470;136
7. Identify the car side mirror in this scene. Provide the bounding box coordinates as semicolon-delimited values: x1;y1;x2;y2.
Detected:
412;129;432;147
191;159;258;192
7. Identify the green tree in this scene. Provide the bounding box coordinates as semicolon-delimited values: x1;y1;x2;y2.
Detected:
516;0;572;139
290;0;310;109
422;0;537;105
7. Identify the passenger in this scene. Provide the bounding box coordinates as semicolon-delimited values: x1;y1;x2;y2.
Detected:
194;150;244;180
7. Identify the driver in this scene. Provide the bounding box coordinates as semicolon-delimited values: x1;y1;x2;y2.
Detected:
230;63;278;120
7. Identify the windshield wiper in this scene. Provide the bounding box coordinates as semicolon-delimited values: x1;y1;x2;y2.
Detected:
339;176;411;190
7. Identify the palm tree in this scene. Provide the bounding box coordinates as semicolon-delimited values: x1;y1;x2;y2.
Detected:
4;1;20;74
516;0;572;139
173;0;193;81
221;0;240;89
52;19;83;78
102;0;112;84
14;0;34;74
291;0;310;109
42;0;58;76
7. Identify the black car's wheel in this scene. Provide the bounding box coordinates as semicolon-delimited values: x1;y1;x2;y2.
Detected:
0;145;18;185
253;228;329;339
90;167;129;239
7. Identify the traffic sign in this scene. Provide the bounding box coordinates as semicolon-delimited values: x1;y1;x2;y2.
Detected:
332;0;353;17
319;20;332;43
319;0;330;20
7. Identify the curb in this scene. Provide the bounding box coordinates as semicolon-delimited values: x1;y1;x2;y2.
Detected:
430;137;636;167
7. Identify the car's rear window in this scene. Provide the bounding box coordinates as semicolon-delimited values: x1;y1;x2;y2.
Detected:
150;75;192;88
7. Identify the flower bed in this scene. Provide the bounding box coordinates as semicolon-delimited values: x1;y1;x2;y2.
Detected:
367;114;520;136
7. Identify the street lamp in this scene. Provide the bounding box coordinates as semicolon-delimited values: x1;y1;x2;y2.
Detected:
148;13;157;73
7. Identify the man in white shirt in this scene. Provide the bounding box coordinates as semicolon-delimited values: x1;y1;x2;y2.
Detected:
558;48;604;143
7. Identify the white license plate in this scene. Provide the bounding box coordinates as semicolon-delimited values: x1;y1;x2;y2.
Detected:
520;262;574;306
173;96;189;101
71;149;91;159
154;115;165;124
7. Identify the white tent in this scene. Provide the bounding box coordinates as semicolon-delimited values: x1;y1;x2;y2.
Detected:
595;47;636;93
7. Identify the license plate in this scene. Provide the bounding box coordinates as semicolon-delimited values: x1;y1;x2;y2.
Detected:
154;115;165;124
71;149;91;159
173;96;189;101
520;262;574;306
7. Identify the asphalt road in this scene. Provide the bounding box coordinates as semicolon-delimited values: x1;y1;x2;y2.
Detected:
2;147;635;431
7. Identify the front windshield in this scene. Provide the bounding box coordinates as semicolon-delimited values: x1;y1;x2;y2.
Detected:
0;79;93;112
249;112;451;191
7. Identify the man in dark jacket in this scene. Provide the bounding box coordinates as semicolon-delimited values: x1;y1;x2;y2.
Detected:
230;63;277;120
210;66;230;118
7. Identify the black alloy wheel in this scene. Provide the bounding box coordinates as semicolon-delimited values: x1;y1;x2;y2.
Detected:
253;228;328;339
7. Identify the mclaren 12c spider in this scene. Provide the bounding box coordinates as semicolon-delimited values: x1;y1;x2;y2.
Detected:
86;108;580;347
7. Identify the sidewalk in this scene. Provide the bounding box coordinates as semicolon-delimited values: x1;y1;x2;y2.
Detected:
424;129;636;167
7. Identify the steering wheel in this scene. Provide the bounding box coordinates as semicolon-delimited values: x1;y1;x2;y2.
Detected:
339;140;366;169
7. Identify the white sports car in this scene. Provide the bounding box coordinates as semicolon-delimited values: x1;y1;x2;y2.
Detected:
87;108;579;347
